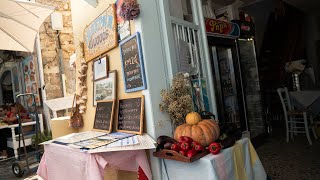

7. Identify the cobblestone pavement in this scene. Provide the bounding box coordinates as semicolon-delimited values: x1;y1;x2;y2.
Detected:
0;157;40;180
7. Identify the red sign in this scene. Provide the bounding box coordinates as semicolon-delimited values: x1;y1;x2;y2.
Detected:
205;18;240;38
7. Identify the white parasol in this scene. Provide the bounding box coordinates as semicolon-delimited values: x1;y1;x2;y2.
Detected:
0;0;55;52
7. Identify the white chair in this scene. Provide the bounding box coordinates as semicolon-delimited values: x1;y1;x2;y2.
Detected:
7;114;44;159
277;87;318;145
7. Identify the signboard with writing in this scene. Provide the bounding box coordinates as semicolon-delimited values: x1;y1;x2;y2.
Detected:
119;32;147;93
116;0;131;41
93;100;115;133
84;4;118;62
205;18;240;39
116;96;144;134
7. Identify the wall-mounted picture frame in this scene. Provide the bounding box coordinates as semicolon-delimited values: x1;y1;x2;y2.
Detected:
93;56;109;81
83;4;118;62
93;70;117;106
119;32;147;93
116;0;131;42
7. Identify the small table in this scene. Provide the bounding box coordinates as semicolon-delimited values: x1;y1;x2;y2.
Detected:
37;143;152;180
160;138;267;180
289;91;320;115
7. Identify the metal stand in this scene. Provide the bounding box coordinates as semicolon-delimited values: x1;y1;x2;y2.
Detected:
12;93;42;177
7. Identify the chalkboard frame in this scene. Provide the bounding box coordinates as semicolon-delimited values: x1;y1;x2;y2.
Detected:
93;100;115;133
119;32;147;93
116;96;144;134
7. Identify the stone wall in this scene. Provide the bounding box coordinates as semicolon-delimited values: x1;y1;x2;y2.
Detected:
37;0;76;100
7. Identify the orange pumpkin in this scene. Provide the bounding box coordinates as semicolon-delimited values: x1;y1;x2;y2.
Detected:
185;112;201;125
174;119;220;147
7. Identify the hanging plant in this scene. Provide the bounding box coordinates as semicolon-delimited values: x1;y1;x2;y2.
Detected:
119;0;141;21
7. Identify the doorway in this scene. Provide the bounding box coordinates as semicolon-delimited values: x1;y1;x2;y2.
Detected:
0;71;14;105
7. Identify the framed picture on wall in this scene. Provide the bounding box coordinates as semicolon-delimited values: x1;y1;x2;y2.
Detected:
93;56;109;81
93;70;117;106
83;4;118;62
116;0;131;41
119;33;147;93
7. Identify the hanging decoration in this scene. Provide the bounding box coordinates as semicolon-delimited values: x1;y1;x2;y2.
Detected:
75;42;88;115
119;0;140;21
70;94;84;128
77;58;88;114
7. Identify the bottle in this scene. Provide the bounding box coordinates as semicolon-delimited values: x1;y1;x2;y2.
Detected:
222;80;227;93
228;78;232;93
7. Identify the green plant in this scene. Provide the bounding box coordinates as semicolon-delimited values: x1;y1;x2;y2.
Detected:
31;130;52;147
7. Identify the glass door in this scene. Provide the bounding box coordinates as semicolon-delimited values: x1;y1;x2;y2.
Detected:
211;46;241;128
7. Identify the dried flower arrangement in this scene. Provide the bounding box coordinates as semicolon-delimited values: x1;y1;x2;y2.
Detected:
160;73;193;127
119;0;141;21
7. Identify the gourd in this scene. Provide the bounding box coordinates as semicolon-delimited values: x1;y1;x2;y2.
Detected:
174;118;220;147
185;112;201;125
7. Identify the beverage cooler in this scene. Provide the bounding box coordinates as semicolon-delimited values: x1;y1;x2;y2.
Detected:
205;18;267;141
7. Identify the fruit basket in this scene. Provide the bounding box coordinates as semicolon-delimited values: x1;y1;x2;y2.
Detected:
153;149;209;163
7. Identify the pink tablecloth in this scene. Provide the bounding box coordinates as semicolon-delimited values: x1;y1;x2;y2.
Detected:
37;143;152;180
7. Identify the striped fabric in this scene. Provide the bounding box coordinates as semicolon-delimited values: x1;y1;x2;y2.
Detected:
161;138;267;180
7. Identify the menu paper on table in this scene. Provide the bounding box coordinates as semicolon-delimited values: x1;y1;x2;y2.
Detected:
53;131;107;144
88;133;156;153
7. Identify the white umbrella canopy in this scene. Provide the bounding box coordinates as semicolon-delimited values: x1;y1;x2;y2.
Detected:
0;0;55;52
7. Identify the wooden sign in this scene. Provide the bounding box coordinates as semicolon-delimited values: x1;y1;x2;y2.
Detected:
116;96;144;134
120;33;147;93
84;4;118;62
93;100;115;133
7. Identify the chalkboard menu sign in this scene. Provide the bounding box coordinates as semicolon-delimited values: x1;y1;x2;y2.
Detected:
93;100;115;133
116;96;144;134
119;33;147;93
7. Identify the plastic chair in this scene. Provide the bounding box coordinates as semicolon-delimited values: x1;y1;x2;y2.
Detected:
277;87;317;145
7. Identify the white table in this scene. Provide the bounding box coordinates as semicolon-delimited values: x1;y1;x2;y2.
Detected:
289;91;320;115
160;138;267;180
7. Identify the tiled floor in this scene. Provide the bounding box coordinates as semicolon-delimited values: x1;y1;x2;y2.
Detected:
256;129;320;180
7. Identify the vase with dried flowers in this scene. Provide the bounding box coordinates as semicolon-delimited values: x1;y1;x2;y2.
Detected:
159;73;193;132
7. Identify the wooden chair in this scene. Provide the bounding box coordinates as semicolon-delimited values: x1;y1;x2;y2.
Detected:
277;87;317;145
7;114;44;159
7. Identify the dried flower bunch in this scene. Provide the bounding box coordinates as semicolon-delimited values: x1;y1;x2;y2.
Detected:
119;0;141;21
160;73;192;126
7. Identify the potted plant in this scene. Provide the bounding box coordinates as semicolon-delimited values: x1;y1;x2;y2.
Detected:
31;130;52;148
